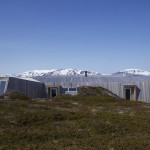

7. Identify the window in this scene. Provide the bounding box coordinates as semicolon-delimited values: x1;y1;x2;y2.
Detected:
0;81;6;96
69;88;77;91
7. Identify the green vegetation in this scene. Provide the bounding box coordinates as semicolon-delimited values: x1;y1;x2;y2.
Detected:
0;87;150;149
0;91;30;100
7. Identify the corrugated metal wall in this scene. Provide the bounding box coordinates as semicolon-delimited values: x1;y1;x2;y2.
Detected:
34;75;150;102
1;76;150;102
7;77;46;98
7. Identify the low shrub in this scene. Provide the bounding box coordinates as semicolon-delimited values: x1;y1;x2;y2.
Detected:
3;91;30;100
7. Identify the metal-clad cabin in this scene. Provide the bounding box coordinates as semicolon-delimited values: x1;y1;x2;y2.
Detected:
34;75;150;102
1;75;150;102
0;77;46;98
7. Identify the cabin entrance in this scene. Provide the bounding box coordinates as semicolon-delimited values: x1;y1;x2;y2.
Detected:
124;85;137;101
125;88;131;100
48;87;58;98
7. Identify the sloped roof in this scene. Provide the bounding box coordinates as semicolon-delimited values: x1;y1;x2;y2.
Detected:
34;75;150;85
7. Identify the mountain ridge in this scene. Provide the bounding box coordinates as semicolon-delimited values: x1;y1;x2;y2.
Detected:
1;68;150;77
113;69;150;76
17;68;101;77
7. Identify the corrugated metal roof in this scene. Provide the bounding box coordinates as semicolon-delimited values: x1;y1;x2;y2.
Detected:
34;75;150;85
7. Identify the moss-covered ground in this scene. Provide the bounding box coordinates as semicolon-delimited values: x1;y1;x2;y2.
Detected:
0;87;150;149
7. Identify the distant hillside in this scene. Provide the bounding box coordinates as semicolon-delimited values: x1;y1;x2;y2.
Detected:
113;69;150;76
17;68;101;77
1;68;150;78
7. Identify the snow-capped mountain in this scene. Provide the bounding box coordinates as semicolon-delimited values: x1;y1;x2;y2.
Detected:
17;69;101;77
0;74;14;77
1;68;150;78
113;69;150;76
17;70;55;78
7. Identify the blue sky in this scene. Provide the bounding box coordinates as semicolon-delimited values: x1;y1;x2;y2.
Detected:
0;0;150;74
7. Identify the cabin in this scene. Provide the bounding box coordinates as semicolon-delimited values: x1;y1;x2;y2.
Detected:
34;75;150;102
1;75;150;102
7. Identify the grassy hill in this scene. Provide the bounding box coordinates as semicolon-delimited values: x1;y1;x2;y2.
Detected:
0;87;150;149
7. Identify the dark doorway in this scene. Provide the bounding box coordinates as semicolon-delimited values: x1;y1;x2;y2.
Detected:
124;85;137;101
48;87;58;98
125;88;130;100
51;88;57;97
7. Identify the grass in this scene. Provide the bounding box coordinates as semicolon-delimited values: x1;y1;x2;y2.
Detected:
0;91;30;100
0;87;150;149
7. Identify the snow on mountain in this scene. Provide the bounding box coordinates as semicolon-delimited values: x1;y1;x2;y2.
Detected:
17;69;101;77
0;74;13;77
1;68;150;78
17;70;55;78
46;69;101;76
113;69;150;76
